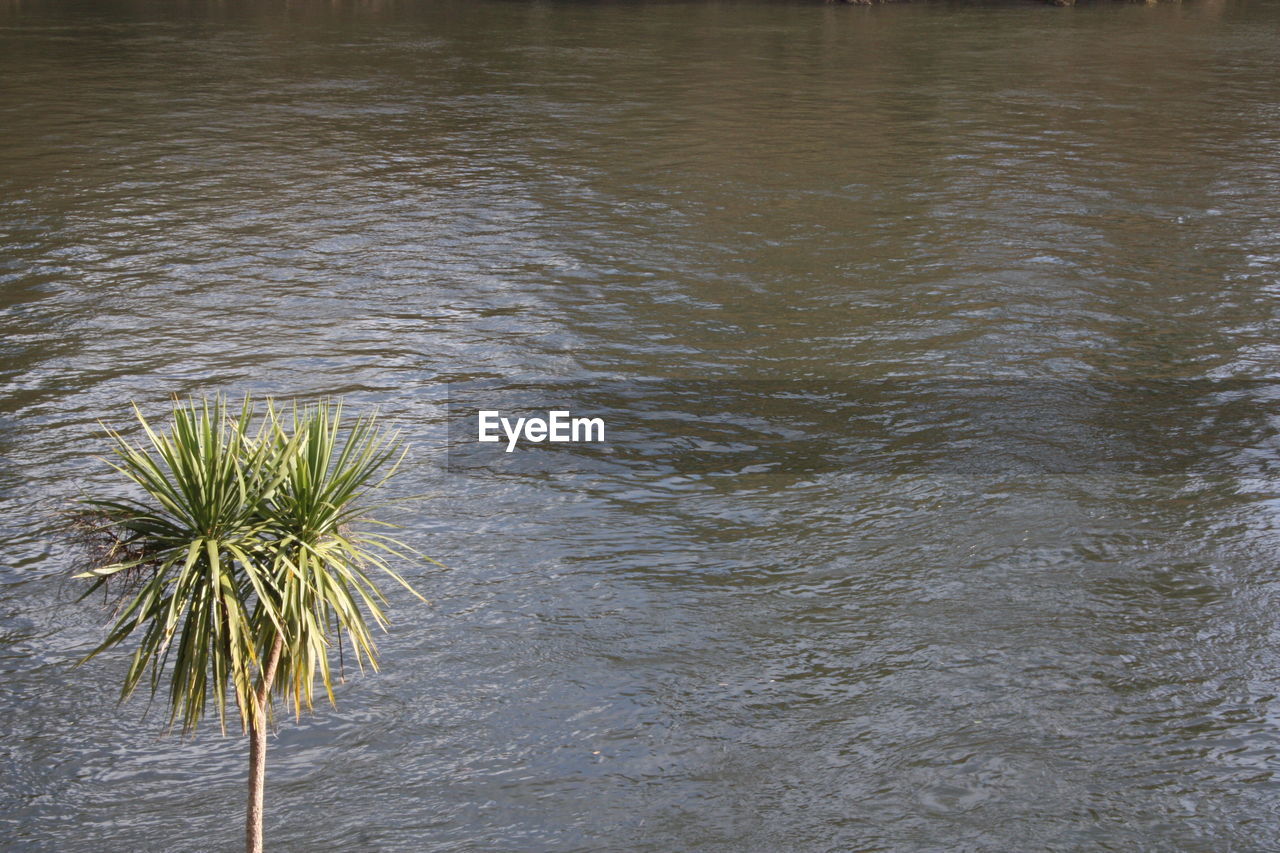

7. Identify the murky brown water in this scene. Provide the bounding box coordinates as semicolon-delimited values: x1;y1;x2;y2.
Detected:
4;0;1280;850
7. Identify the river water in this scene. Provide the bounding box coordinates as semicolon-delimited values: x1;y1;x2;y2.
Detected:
4;0;1280;850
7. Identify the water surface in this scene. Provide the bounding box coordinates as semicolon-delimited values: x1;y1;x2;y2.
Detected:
3;1;1280;850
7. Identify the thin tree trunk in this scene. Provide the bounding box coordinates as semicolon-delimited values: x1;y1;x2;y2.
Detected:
246;635;284;853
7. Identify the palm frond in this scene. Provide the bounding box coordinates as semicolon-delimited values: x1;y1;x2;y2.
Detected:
72;395;428;736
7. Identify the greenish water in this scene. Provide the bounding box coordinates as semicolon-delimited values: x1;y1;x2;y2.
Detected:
3;1;1280;850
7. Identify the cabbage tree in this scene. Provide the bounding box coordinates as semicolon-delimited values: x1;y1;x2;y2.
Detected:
73;397;425;853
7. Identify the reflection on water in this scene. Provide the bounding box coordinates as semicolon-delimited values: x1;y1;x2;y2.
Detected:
3;0;1280;850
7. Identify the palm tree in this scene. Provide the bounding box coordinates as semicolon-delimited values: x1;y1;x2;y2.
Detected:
72;396;427;853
